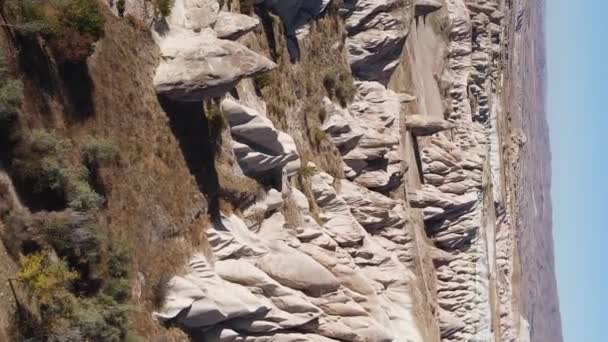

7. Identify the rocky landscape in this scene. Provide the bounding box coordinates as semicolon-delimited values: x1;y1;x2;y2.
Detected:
0;0;560;341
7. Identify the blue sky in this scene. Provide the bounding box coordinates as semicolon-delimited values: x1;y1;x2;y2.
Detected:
547;0;608;341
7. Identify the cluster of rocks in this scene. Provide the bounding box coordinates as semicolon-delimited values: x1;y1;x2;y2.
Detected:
322;82;415;194
343;0;412;83
156;167;423;341
107;0;527;341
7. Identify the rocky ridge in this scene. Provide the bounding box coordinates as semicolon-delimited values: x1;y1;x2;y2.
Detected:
106;0;536;340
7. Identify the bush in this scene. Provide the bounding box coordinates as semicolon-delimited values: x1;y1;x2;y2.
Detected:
323;66;356;107
18;251;79;309
154;0;174;17
6;0;105;62
73;296;130;342
65;170;104;211
13;130;70;194
12;221;133;341
254;73;272;90
83;136;119;166
299;165;316;178
0;51;23;126
117;0;126;17
240;0;255;14
40;210;99;261
206;103;228;137
13;130;104;211
312;126;328;144
107;242;131;280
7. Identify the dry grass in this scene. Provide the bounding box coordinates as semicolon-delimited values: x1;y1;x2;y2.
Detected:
0;7;214;338
243;12;347;181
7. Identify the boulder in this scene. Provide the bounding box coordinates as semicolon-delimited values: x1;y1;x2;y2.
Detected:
222;98;299;175
155;30;276;100
214;11;260;40
406;114;455;136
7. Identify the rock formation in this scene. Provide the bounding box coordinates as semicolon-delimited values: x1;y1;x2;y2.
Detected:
0;0;559;341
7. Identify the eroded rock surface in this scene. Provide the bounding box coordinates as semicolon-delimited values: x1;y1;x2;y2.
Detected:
139;0;549;341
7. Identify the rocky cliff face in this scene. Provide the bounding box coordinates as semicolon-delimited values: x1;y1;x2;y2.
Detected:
0;0;559;341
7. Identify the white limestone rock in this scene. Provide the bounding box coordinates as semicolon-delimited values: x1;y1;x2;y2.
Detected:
213;11;260;40
155;30;276;100
222;98;299;175
406;114;455;136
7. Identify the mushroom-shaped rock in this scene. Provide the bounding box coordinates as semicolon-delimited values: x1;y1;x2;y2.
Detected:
415;0;443;17
213;12;260;40
406;114;454;136
155;30;276;101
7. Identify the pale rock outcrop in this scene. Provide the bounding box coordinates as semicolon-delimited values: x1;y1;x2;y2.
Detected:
344;0;412;82
156;184;423;342
328;81;412;193
406;114;455;136
155;30;276;100
404;0;509;340
213;11;260;40
153;0;275;100
154;255;271;328
145;0;525;340
221;98;300;175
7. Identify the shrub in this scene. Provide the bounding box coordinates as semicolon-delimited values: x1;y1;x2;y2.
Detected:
107;242;131;280
154;0;174;17
117;0;126;17
65;169;104;211
13;222;134;341
73;296;130;341
240;0;254;14
323;66;356;107
40;210;99;262
312;126;328;144
299;164;316;178
13;130;104;211
83;136;119;166
254;73;272;90
18;251;79;309
13;130;70;194
0;51;23;126
206;103;228;137
103;277;130;303
6;0;105;62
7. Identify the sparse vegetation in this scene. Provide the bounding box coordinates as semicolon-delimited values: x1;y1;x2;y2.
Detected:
12;130;107;211
206;102;228;137
83;136;120;166
249;12;348;180
64;168;104;211
0;50;23;128
254;72;273;90
299;164;316;179
8;211;135;341
313;126;328;144
117;0;126;17
152;0;174;17
239;0;255;14
323;66;356;107
5;0;106;62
